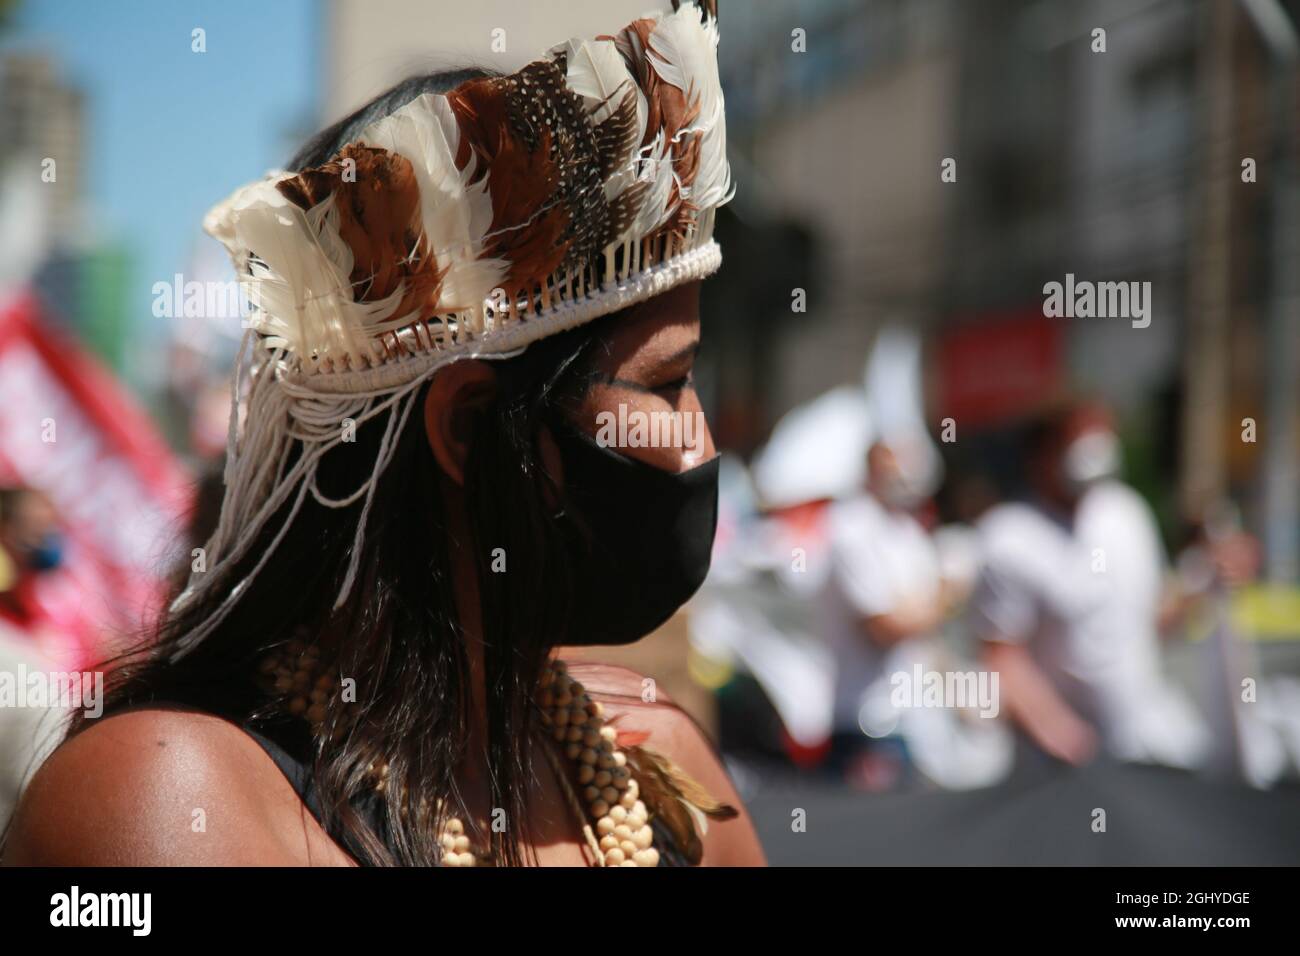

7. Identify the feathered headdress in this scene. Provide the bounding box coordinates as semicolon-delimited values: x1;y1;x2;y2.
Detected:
170;2;732;659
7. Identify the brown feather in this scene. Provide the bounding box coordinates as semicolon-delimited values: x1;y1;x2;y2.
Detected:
604;17;706;241
448;67;583;298
624;742;739;866
276;144;442;321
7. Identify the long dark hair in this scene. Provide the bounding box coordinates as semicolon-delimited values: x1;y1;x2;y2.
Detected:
70;69;623;866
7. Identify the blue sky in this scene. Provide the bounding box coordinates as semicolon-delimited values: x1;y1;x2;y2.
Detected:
1;0;320;381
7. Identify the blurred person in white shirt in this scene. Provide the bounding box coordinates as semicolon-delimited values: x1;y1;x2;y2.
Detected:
970;401;1255;769
820;442;961;788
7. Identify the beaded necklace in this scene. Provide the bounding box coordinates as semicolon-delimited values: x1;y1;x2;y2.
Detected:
259;648;662;866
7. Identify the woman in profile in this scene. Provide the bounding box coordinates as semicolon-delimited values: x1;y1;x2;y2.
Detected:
4;1;764;867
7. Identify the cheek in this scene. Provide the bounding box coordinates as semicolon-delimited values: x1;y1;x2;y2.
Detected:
579;385;715;473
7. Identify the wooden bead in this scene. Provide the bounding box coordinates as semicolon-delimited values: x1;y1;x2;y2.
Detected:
307;703;326;724
288;697;307;715
579;748;598;765
583;786;601;802
597;752;617;770
590;799;610;818
593;770;612;788
565;743;582;760
576;764;595;784
566;725;584;743
601;786;619;805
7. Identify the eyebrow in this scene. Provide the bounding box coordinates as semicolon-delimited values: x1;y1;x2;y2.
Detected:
601;342;701;392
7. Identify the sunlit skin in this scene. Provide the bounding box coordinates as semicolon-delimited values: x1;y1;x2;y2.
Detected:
4;281;766;867
566;280;717;473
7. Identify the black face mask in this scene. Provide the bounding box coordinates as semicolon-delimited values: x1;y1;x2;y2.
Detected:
548;416;720;646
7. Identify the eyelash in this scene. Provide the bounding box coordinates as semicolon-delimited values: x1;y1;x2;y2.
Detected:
654;372;694;396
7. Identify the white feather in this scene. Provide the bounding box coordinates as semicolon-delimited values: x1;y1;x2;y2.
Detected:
222;181;407;368
631;130;677;238
360;92;507;313
203;169;287;264
647;7;733;213
557;38;636;126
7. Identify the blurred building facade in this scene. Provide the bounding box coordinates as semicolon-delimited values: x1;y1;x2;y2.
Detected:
316;0;1299;569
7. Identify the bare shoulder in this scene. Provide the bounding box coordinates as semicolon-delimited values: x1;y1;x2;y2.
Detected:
564;661;767;866
3;707;348;866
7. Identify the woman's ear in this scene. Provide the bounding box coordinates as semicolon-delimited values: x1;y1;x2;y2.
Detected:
423;360;497;486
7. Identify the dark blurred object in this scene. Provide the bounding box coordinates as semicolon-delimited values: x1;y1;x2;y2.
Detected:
700;205;817;458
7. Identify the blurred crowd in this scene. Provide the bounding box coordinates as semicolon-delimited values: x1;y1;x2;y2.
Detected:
689;338;1300;794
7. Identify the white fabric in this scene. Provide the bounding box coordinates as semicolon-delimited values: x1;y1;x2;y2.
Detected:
0;620;66;831
819;492;942;733
970;481;1209;768
751;387;873;510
